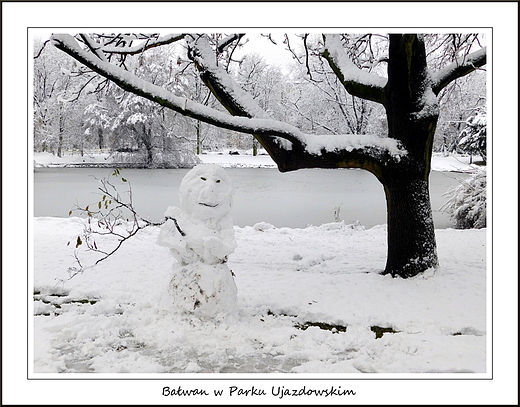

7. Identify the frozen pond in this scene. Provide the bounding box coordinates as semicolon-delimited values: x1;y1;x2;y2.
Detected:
33;167;470;229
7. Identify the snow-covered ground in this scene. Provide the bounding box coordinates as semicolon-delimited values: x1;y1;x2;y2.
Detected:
33;216;487;376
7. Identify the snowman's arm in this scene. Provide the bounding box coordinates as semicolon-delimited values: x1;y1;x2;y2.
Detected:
166;216;186;236
157;218;186;250
203;229;236;262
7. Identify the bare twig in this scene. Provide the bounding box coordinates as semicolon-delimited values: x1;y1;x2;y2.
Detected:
34;40;50;59
60;170;169;284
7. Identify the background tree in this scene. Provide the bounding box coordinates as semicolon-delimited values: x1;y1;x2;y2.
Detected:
457;108;487;163
423;34;487;155
235;52;286;155
34;40;87;156
291;34;385;137
50;32;486;278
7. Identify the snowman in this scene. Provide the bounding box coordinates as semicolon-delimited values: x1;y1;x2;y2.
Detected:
157;164;238;321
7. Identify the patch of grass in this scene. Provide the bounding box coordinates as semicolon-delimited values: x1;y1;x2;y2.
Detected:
295;321;347;333
50;292;69;297
264;310;347;334
69;299;98;305
370;326;399;339
34;312;52;316
33;293;99;317
266;309;298;318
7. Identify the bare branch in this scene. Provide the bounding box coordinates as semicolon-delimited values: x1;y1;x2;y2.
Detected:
303;34;313;79
63;170;170;282
34;40;50;59
261;33;277;45
283;34;303;64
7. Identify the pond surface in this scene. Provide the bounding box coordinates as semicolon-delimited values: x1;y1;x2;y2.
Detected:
33;167;470;229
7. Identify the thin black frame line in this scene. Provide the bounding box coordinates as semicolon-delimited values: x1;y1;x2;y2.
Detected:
28;28;492;381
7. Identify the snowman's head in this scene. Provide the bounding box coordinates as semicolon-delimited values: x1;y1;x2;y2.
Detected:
179;164;234;220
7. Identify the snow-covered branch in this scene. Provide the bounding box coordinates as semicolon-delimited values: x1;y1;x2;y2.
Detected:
186;34;406;168
79;34;108;62
304;134;405;157
217;33;244;53
322;34;387;104
51;33;407;173
50;34;303;145
431;47;487;95
186;34;271;120
100;33;186;55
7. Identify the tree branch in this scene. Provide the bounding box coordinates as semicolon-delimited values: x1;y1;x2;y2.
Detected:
50;34;304;146
51;33;407;175
79;34;108;62
62;170;170;283
100;33;186;55
217;33;245;53
431;47;487;95
187;34;271;120
322;34;386;104
186;34;406;172
34;39;50;59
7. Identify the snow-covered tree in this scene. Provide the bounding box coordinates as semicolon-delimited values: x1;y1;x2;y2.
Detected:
441;169;486;229
423;34;487;154
235;52;287;154
434;72;486;154
51;33;486;278
34;40;87;156
458;109;487;163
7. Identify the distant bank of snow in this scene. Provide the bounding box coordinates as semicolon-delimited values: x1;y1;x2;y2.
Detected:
33;150;484;172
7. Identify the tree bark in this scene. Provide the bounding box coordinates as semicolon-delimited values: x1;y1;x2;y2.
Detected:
196;120;202;155
378;34;439;277
382;177;438;277
98;127;104;150
57;113;65;158
144;127;153;166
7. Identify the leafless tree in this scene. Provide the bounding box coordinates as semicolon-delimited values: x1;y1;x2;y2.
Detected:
51;32;486;278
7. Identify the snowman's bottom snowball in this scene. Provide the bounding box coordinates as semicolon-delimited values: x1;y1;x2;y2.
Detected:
168;262;238;320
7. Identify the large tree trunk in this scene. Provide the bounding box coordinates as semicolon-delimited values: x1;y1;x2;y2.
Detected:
382;177;438;277
378;34;440;277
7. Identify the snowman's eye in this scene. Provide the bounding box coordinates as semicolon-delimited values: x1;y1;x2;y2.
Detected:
216;179;221;183
200;177;207;181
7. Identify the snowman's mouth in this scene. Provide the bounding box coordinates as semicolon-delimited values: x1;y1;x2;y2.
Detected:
199;202;218;208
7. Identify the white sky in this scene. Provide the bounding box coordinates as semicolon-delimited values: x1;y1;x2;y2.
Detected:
235;33;297;70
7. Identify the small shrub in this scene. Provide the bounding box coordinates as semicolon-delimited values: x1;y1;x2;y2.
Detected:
441;169;486;229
